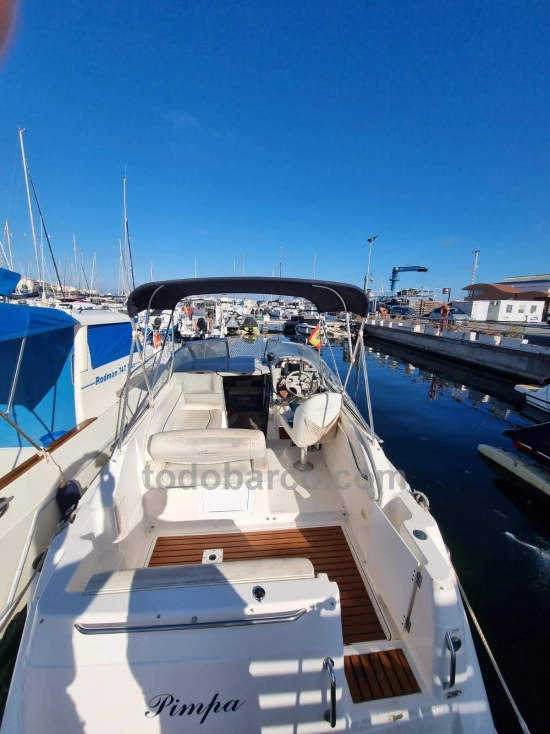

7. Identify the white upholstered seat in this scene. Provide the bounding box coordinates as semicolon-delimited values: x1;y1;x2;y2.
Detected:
279;392;342;470
145;428;267;489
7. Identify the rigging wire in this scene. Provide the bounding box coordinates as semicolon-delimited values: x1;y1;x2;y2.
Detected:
27;171;64;294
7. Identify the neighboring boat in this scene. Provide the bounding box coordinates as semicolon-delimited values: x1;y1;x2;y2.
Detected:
0;302;152;642
295;320;320;342
514;380;550;414
479;422;550;503
225;316;241;335
3;277;495;733
289;309;321;337
241;315;259;335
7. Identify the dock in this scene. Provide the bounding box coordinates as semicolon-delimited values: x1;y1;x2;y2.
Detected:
363;319;550;383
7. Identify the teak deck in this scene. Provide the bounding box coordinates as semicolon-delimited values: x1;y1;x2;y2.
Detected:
149;525;385;644
344;650;421;703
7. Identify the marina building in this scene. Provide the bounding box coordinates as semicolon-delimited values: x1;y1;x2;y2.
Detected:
462;273;549;320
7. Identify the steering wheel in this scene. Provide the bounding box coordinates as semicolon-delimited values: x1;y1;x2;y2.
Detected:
279;371;314;398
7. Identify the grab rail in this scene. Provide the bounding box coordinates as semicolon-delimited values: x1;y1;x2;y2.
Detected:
338;421;381;501
443;631;462;689
323;657;337;728
75;608;306;635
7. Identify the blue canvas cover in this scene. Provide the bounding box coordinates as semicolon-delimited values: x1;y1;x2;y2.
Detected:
0;303;78;341
0;304;77;448
87;322;133;369
0;268;21;297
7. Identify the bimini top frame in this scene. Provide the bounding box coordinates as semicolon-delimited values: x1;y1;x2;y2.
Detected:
126;277;369;319
120;276;375;452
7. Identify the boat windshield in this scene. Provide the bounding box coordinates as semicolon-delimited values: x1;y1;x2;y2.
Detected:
170;336;328;375
263;337;322;369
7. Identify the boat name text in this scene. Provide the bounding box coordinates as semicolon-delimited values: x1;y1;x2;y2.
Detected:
145;693;245;723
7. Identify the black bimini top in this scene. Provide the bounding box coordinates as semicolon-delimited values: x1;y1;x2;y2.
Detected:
127;277;369;318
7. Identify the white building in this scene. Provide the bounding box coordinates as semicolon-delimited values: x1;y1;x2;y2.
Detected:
453;300;490;321
486;300;544;323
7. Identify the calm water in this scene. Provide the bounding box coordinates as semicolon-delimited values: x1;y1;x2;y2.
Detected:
336;337;550;734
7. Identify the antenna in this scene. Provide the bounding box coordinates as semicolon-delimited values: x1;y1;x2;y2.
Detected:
470;250;480;284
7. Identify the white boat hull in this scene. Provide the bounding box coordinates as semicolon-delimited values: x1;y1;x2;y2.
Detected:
514;383;550;413
478;443;550;499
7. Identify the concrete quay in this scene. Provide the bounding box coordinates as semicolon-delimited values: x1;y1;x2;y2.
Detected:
363;319;550;383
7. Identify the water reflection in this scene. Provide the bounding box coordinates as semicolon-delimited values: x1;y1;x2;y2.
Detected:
360;342;528;429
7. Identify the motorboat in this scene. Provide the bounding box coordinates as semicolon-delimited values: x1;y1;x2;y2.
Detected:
295;319;320;342
0;301;150;642
514;380;550;414
479;422;550;503
290;309;322;338
3;277;495;733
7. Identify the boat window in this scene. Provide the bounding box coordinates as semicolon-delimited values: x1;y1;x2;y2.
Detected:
87;323;133;369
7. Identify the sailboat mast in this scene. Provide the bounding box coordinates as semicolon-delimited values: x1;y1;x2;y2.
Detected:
123;172;135;292
118;239;123;295
18;128;41;282
73;233;79;293
90;251;96;293
5;222;14;270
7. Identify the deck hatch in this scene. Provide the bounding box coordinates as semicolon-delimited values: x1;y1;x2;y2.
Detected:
344;649;421;703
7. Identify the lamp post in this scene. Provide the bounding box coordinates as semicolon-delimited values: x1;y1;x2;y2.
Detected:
363;235;378;292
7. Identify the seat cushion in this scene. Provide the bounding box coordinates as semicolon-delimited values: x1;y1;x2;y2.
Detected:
148;428;266;465
169;408;223;430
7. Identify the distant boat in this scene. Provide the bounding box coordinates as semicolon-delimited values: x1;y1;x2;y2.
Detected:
241;315;259;335
284;309;319;335
514;380;550;414
225;315;241;335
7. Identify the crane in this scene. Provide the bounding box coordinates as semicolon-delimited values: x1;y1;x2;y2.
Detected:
390;265;428;292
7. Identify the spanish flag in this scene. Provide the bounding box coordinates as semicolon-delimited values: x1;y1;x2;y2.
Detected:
308;322;322;350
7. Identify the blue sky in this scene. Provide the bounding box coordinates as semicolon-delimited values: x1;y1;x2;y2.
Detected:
0;1;548;296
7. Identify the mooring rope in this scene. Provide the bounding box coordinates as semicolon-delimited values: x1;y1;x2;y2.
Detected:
455;572;531;734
